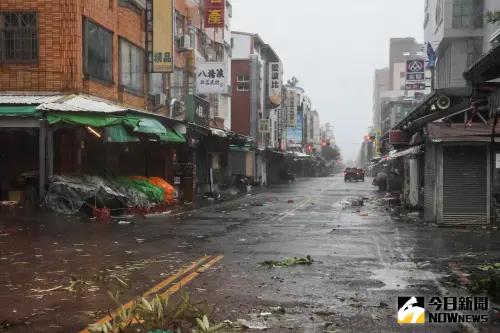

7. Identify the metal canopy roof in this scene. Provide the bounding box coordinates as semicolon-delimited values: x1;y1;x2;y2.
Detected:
464;42;500;84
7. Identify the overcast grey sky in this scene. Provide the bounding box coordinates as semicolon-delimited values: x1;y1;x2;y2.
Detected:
231;0;424;161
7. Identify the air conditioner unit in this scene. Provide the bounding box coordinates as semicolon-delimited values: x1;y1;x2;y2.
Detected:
201;34;212;47
177;35;192;51
131;0;146;10
153;93;167;106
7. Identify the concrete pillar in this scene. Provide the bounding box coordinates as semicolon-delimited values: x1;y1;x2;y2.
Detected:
38;120;47;199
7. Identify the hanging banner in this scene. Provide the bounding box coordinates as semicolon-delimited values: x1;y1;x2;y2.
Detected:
286;89;297;128
204;0;225;28
196;62;227;94
269;62;282;108
152;0;174;73
259;119;271;133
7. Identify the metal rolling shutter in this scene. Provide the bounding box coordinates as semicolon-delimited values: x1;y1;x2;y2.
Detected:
424;144;436;222
442;145;488;224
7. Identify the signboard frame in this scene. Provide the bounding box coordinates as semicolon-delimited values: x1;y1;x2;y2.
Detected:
147;0;174;73
204;0;225;28
196;62;227;94
259;119;271;134
269;62;282;108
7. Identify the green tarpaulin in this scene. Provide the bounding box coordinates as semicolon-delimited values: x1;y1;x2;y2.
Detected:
0;106;40;117
159;129;186;143
47;113;129;127
46;112;185;143
229;144;252;152
129;118;166;135
115;177;164;203
104;125;140;143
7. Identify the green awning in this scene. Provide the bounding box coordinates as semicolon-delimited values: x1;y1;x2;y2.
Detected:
126;117;185;143
47;113;128;127
104;125;140;143
46;112;185;143
159;129;186;143
229;144;252;152
128;117;167;135
0;105;40;117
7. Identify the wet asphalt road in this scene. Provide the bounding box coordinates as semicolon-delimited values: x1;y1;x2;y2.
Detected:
1;175;500;332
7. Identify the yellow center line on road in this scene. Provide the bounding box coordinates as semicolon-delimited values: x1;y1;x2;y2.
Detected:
78;255;216;333
161;255;224;297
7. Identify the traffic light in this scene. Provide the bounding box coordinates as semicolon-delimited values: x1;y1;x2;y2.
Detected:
364;135;375;143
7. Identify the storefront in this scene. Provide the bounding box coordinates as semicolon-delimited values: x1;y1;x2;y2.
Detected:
0;94;188;214
424;123;495;225
0;106;48;202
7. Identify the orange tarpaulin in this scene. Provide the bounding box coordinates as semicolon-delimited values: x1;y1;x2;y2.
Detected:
129;176;175;204
148;177;175;204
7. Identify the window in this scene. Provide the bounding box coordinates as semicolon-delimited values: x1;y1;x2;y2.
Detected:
0;12;38;63
237;84;249;91
120;38;144;93
175;12;185;36
452;0;483;29
84;19;113;83
237;74;249;82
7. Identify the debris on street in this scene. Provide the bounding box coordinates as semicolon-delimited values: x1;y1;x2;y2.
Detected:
236;318;269;330
259;255;314;268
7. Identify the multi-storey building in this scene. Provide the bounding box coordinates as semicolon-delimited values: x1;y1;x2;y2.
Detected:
0;0;234;201
372;68;390;133
230;31;282;184
424;0;499;89
0;0;148;108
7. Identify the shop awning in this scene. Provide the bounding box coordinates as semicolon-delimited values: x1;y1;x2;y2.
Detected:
47;113;126;127
103;125;140;143
48;113;185;143
388;145;424;159
229;144;252;152
0;105;41;117
128;117;186;143
129;118;168;135
464;42;500;84
159;129;186;143
426;122;500;143
211;128;227;138
38;95;127;113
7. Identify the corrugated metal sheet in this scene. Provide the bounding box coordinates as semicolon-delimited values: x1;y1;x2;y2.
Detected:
424;144;436;222
0;95;64;105
442;145;488;225
37;95;127;113
489;89;500;118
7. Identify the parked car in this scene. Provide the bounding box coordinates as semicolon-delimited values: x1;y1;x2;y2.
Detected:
356;168;365;182
344;168;365;182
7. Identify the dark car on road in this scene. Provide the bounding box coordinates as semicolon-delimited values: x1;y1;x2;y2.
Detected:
344;168;365;182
